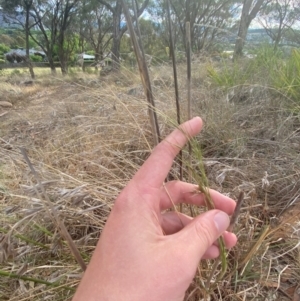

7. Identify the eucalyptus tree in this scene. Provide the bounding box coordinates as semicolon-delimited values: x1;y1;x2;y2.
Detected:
234;0;270;58
97;0;150;70
288;1;300;45
54;0;80;74
258;0;296;50
161;0;237;52
78;0;113;64
0;0;35;78
29;0;80;75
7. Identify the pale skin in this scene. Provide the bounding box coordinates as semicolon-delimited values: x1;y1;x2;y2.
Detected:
73;117;237;301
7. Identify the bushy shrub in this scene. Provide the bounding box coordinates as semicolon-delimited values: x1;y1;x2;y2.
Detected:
207;45;285;88
253;44;283;68
207;44;300;109
30;54;43;62
0;43;10;55
207;60;255;88
272;49;300;105
85;50;95;56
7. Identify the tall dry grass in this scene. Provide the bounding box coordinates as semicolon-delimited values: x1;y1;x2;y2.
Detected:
0;62;299;300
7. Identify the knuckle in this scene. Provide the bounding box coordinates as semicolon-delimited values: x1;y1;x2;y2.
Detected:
194;219;215;247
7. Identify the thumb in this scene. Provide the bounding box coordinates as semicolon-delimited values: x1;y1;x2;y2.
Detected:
176;210;230;264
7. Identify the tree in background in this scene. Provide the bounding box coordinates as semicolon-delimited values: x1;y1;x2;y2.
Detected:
29;0;80;75
78;0;112;67
0;0;35;78
284;0;300;46
234;0;269;58
258;0;296;50
97;0;150;70
161;0;236;52
0;30;26;49
55;0;80;75
138;19;165;58
29;1;59;74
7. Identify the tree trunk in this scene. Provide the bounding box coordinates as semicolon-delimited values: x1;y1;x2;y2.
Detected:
111;1;122;70
60;58;68;75
48;55;57;75
58;48;69;75
234;15;249;57
25;2;35;79
95;48;103;72
98;0;149;71
111;36;121;70
58;30;68;75
274;34;281;51
234;0;266;59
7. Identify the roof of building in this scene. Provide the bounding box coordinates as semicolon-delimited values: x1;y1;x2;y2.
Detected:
5;48;46;57
77;53;95;60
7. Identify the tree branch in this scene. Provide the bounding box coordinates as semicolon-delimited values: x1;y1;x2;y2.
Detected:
98;0;114;13
249;0;270;21
120;0;150;35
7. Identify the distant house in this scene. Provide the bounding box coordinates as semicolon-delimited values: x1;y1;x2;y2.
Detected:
4;48;47;63
77;53;95;61
76;53;95;67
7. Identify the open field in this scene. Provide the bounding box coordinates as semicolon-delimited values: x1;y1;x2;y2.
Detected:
0;61;300;300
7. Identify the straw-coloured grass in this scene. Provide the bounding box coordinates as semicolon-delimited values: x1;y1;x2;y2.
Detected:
0;63;299;300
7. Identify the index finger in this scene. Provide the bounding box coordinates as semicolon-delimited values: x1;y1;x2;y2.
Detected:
133;117;203;188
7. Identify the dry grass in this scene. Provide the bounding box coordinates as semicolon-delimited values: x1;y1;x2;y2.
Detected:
0;62;299;300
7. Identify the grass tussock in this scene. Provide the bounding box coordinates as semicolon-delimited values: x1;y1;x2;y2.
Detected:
0;61;300;300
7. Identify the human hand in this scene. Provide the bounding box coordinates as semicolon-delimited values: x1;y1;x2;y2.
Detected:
73;117;237;301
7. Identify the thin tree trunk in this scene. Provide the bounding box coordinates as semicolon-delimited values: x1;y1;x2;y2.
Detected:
48;56;57;75
274;36;281;51
60;59;68;75
58;31;68;75
59;47;68;75
111;1;122;70
25;2;35;79
234;0;266;59
234;16;249;57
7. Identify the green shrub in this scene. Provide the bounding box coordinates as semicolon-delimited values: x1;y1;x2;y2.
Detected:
0;43;10;55
272;49;300;105
207;45;283;90
253;44;283;68
207;60;254;88
85;50;95;56
30;54;43;62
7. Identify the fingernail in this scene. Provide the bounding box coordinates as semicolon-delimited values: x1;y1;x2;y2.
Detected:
214;212;229;232
191;116;201;123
